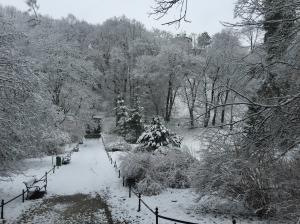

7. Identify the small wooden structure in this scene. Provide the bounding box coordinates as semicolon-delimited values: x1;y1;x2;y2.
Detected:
72;145;79;152
23;175;47;200
62;152;72;164
85;113;103;138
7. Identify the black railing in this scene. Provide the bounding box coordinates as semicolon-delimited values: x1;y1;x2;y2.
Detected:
0;143;79;221
101;136;204;224
0;165;56;220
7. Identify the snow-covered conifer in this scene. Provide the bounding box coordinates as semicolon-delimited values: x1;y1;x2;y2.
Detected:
137;117;182;150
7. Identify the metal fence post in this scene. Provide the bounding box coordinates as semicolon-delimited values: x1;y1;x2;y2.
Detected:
45;172;48;193
22;189;25;203
155;207;159;224
118;170;120;178
53;165;55;174
129;185;131;198
1;199;4;219
232;217;237;224
138;194;141;212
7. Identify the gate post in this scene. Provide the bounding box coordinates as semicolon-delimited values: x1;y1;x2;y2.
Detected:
129;185;131;198
22;189;25;203
138;194;141;212
1;199;4;219
45;172;48;192
155;207;159;224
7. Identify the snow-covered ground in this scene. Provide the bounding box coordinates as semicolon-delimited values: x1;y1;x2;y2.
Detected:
1;139;268;224
0;139;120;223
165;120;210;160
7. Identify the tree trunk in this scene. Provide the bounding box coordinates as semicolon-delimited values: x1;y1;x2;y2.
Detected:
229;95;236;130
212;92;221;126
220;88;230;126
203;76;210;127
189;108;194;128
209;76;218;126
230;103;234;130
165;75;172;122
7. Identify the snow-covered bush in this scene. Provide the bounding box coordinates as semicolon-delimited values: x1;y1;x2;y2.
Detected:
120;149;196;195
194;195;253;216
137;175;163;196
119;152;151;180
191;131;300;218
137;117;183;151
103;134;132;152
153;149;194;188
124;131;137;143
105;142;132;152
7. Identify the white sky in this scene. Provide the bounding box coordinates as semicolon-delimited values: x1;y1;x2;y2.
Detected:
0;0;237;35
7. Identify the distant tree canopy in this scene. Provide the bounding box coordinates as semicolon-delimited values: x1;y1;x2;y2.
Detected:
0;4;254;173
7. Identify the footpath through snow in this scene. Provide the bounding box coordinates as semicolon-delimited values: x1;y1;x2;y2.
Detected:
1;139;121;223
1;139;267;224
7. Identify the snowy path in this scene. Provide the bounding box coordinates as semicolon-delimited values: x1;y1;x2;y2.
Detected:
13;139;121;223
46;139;120;195
1;139;122;223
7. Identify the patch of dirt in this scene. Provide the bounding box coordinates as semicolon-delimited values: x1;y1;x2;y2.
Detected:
15;194;127;224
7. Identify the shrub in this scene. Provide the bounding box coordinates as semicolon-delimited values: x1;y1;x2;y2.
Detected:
194;195;253;216
191;131;300;219
103;134;132;152
124;130;139;144
105;142;132;152
137;117;183;151
120;149;196;195
120;152;151;180
137;175;163;196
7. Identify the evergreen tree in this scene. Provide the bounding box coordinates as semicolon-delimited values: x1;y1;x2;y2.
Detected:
115;95;129;135
197;32;211;48
124;96;144;143
137;117;182;151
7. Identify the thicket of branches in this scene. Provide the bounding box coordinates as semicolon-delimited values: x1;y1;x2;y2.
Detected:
0;6;102;173
151;0;300;220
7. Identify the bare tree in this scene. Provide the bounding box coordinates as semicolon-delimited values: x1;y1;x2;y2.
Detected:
151;0;190;26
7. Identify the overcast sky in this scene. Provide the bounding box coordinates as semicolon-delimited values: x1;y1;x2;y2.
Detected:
0;0;237;35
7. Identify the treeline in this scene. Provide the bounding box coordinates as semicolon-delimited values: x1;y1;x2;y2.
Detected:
0;4;252;172
0;6;103;171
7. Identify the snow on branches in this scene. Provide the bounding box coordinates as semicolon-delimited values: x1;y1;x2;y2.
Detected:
137;117;183;150
114;95;144;143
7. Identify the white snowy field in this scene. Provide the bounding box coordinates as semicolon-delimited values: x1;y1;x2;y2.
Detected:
1;139;267;224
